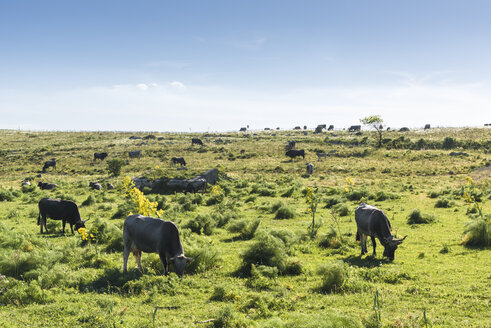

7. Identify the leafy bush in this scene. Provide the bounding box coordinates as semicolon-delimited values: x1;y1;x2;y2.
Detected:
0;280;51;306
319;227;342;249
317;261;346;293
81;195;96;207
274;205;295;219
228;218;261;240
281;186;295;197
184;244;221;274
442;137;457;149
241;233;287;275
374;190;400;201
435;197;454;208
346;189;371;201
212;305;250;328
87;217;124;252
460;219;491;247
0;188;15;201
323;196;343;208
427;190;441;198
246;264;279;290
407;209;436;224
185;214;216;235
334;203;350;216
107;158;126;176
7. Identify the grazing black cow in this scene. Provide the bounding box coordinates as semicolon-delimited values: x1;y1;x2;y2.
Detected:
38;198;88;234
306;163;314;175
285;149;305;160
399;127;409;132
239;127;247;132
128;150;141;159
171;157;186;166
355;203;407;261
328;125;334;131
285;140;296;151
191;138;204;146
123;214;194;277
94;152;108;161
38;182;57;190
42;160;56;172
185;178;207;194
348;125;361;132
89;182;102;190
316;152;328;161
424;124;431;130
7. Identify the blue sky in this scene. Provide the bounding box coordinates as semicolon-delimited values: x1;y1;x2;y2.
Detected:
1;1;490;131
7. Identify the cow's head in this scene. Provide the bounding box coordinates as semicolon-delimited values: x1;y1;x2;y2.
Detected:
75;219;90;231
169;255;194;278
382;235;407;261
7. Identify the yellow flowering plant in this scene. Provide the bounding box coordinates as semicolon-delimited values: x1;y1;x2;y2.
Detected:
305;187;321;238
123;176;164;217
463;177;484;218
344;177;354;193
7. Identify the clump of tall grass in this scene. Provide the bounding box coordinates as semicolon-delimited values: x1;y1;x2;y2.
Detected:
240;232;295;275
435;197;454;208
317;261;347;293
319;227;342;249
323;195;343;208
228;218;261;240
263;313;362;328
274;204;295;219
407;209;436;224
185;214;216;235
86;217;124;252
460;218;491;247
0;188;16;201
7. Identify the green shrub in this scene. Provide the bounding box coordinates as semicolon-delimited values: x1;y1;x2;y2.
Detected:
185;214;216;235
427;190;441;198
107;159;125;176
246;264;279;290
319;228;342;249
0;188;15;201
184;244;221;274
346;189;371;201
460;219;491;247
317;261;346;293
241;234;287;275
270;200;285;213
81;195;96;207
87;217;124;252
323;196;343;208
442;137;457;149
281;186;295;197
275;205;295;219
435;197;454;208
0;280;51;306
212;305;250;328
407;209;436;224
374;190;400;201
228;219;261;240
334;203;350;216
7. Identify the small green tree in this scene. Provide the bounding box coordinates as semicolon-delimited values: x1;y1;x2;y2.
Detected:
360;115;385;148
107;159;125;176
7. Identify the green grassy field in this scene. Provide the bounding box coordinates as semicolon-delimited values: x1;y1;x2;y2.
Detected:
0;127;489;327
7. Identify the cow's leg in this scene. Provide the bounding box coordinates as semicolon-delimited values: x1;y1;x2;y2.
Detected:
361;234;367;255
371;236;377;256
70;223;74;234
42;216;48;234
62;220;66;234
135;251;143;272
123;245;130;274
40;215;45;234
159;253;169;275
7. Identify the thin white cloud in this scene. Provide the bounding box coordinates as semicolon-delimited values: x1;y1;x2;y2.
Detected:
0;79;489;131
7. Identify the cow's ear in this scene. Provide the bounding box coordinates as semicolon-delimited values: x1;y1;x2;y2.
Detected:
186;257;194;263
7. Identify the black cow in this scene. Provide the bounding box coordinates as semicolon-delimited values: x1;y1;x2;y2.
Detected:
123;214;194;277
42;160;56;172
285;140;296;151
328;125;334;131
38;198;88;234
239;127;247;132
424;124;431;130
38;182;57;190
128;150;141;159
285;149;305;160
94;152;108;161
171;157;186;166
348;125;361;132
355;203;407;261
89;182;102;190
191;138;204;146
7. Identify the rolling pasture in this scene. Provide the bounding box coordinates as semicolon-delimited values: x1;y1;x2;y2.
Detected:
0;127;489;327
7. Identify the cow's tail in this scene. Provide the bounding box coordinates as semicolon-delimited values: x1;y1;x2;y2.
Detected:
37;212;40;225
